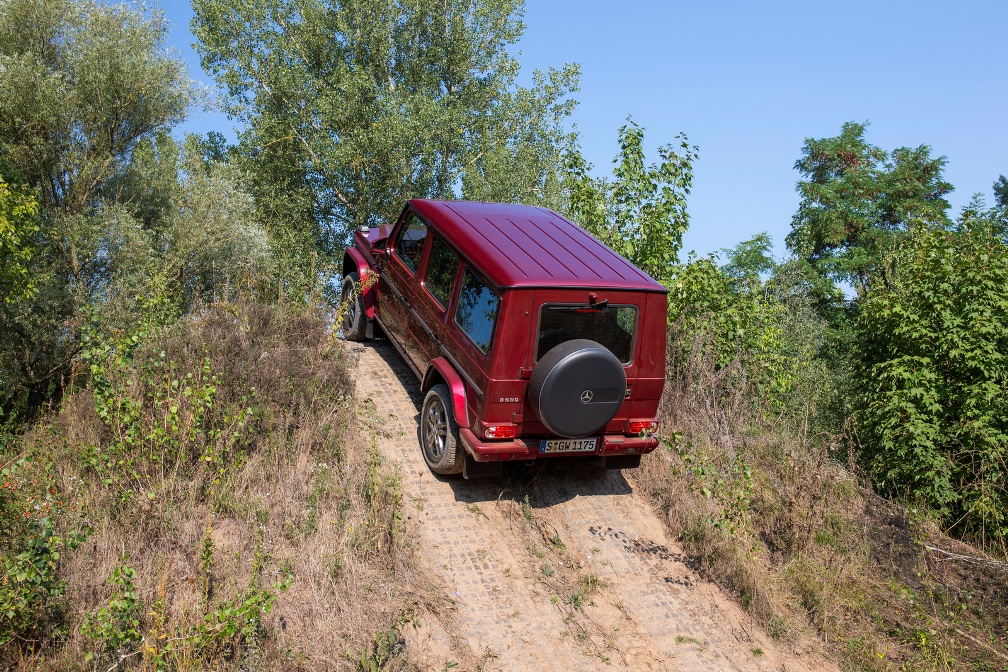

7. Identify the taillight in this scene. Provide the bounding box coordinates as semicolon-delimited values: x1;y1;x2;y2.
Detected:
627;420;658;435
485;424;517;440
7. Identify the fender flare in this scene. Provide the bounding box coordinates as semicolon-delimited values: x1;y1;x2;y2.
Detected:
423;358;469;428
344;248;377;319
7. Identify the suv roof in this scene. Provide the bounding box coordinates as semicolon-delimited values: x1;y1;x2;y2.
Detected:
409;199;668;293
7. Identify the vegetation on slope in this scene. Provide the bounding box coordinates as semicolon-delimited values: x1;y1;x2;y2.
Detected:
0;302;449;670
1;0;1006;669
578;122;1008;670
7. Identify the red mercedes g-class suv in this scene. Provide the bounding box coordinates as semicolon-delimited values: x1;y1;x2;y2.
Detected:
341;200;667;478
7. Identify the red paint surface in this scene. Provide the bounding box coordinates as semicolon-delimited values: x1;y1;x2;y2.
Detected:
409;200;668;293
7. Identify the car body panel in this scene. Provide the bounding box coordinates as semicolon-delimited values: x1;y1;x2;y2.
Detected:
409;200;668;293
423;358;469;428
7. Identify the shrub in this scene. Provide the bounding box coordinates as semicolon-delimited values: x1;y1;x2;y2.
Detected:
0;456;89;650
855;209;1008;550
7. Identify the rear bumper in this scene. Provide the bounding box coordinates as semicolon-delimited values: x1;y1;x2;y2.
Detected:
459;428;659;463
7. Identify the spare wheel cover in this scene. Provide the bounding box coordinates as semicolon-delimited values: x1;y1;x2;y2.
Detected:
529;339;627;439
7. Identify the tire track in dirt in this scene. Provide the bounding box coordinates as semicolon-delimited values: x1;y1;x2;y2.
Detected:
351;339;836;672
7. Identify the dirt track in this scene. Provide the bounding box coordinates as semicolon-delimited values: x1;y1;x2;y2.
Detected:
351;339;837;672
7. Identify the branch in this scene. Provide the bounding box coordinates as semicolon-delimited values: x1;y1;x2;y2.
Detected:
954;627;1008;663
922;543;1008;571
104;648;142;672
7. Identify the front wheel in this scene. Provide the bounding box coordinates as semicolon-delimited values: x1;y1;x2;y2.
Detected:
420;384;464;475
340;272;368;341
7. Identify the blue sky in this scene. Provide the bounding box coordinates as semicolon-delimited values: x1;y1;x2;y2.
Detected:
167;0;1008;259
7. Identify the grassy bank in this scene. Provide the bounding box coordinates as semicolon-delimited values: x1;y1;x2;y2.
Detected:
634;337;1008;671
0;303;449;670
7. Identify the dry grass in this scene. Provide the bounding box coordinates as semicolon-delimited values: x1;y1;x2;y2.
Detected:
634;332;1008;671
0;302;462;671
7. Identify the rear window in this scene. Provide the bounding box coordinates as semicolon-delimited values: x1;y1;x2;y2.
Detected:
536;304;637;364
454;269;499;355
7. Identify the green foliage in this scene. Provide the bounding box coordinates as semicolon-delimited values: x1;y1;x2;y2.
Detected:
197;577;290;660
81;323;255;512
668;252;798;417
167;141;274;308
855;202;1008;548
81;562;142;666
199;523;215;610
0;0;192;214
2;302;397;666
0;451;91;649
720;231;775;288
667;434;755;541
80;558;292;667
0;0;194;421
359;606;415;671
765;260;852;434
787;121;953;298
192;0;579;260
564;119;697;286
0;175;39;306
0;507;88;647
104;131;274;310
993;175;1008;209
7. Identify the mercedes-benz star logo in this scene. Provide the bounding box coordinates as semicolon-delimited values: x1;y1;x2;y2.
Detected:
580;389;593;403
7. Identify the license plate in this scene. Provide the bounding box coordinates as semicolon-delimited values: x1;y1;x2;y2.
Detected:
539;437;598;454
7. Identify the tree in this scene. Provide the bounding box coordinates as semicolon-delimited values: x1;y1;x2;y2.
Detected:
994;174;1008;209
192;0;579;261
787;122;953;298
0;0;193;418
166;141;273;309
720;231;774;289
564;119;698;286
0;0;192;215
855;199;1008;548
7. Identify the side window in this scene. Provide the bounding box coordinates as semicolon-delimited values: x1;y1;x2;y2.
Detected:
454;268;499;355
423;235;459;309
393;214;427;274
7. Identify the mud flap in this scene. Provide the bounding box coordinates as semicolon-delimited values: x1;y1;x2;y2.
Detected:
463;453;504;479
606;454;641;470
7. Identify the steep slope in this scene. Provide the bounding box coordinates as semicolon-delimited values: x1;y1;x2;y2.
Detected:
351;339;837;671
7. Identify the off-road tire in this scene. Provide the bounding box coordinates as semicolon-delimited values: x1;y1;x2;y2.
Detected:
421;384;464;475
340;272;368;341
529;339;627;438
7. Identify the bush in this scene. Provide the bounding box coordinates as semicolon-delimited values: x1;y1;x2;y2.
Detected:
0;455;90;650
855;210;1008;551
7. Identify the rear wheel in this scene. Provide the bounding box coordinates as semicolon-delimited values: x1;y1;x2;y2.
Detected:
340;272;367;341
420;384;464;475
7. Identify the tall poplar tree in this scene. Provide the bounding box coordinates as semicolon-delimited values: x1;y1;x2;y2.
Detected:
192;0;579;258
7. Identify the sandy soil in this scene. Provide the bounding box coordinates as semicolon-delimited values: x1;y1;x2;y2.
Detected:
351;339;838;672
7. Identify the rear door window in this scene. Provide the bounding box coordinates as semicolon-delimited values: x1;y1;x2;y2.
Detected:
422;234;459;309
536;304;637;364
454;268;499;355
